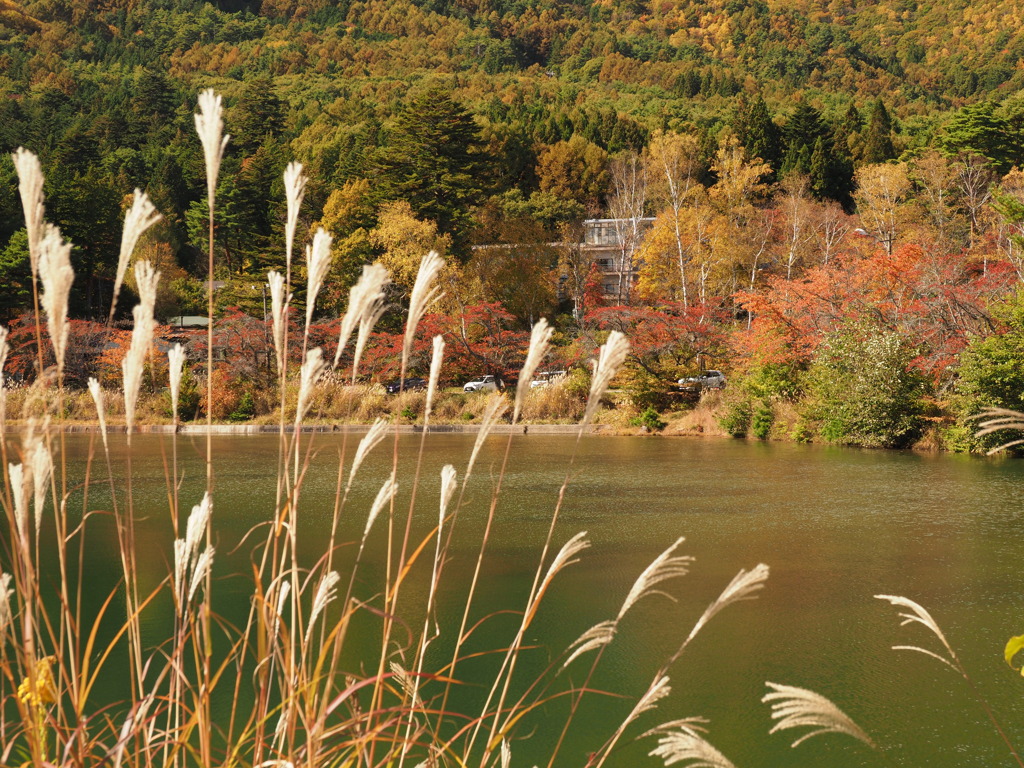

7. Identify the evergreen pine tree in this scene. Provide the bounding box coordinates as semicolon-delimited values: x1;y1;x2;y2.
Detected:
861;101;897;164
734;94;782;175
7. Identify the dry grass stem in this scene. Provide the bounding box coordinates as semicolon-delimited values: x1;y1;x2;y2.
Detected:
763;681;876;749
168;344;185;422
513;318;553;423
111;189;161;321
38;223;74;379
583;331;630;426
619;537;691;619
403;251;444;365
12;147;45;273
466;393;508;479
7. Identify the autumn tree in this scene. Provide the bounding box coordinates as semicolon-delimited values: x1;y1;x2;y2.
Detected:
369;200;451;296
854;162;912;255
536;134;609;214
643;129;702;307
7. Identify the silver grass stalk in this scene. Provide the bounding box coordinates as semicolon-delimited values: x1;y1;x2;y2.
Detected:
38;223;74;379
363;476;397;544
120;262;158;434
188;544;215;603
304;228;334;331
347;417;390;490
296;347;326;426
283;161;307;275
466;393;508;479
12;147;45;274
194;89;229;205
583;331;630;426
531;532;590;614
168;344;185;422
185;492;213;563
439;464;457;526
564;619;617;667
333;263;389;370
513;318;553;423
619;537;692;619
642;718;710;739
389;661;420;706
30;438;51;535
352;285;389;382
111;189;161;321
403;251;444;365
305;571;341;645
500;740;511;768
763;682;876;749
270;579;291;640
267;271;289;373
122;261;160;432
875;594;958;668
685;564;769;647
622;675;672;732
647;726;736;768
0;572;12;637
173;539;189;601
87;378;108;452
9;463;26;541
425;335;445;419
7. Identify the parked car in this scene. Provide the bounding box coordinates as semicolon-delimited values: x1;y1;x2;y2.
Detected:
384;377;427;394
530;370;568;388
464;375;502;392
678;370;726;393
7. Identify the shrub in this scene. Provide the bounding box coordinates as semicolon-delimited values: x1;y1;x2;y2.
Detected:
630;405;667;431
228;390;256;421
805;325;926;448
752;403;774;439
719;399;752;437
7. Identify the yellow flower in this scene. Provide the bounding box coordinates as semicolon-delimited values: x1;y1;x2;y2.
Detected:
17;655;57;709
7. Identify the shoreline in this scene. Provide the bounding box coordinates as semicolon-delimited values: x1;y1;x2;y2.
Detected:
3;422;598;435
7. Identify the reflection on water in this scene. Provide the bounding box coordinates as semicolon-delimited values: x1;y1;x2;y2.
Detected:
38;433;1024;766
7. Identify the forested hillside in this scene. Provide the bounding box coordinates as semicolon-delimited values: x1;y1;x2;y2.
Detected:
3;0;1024;447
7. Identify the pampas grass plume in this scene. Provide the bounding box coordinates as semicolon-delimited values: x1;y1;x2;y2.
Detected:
647;724;736;768
333;263;389;371
304;228;333;330
583;330;630;426
348;417;389;490
403;251;444;364
619;537;692;619
111;190;161;321
363;475;397;543
267;271;289;373
875;593;958;668
30;438;51;535
296;348;326;426
283;161;307;274
8;463;26;541
12;147;44;274
194;89;229;204
122;261;160;432
38;223;74;379
763;682;876;749
0;572;12;637
685;563;769;647
513;318;553;423
87;377;108;452
426;334;444;419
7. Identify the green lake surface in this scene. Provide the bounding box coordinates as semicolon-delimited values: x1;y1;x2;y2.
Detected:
45;433;1024;767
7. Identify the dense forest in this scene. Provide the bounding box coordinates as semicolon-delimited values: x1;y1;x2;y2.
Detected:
4;0;1024;448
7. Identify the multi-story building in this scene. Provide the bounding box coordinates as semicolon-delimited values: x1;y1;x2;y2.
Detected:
581;217;655;300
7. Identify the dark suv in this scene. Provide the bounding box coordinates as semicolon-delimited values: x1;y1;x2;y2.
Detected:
678;370;726;393
384;377;427;394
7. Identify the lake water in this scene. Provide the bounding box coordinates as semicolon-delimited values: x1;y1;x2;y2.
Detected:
40;433;1024;766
